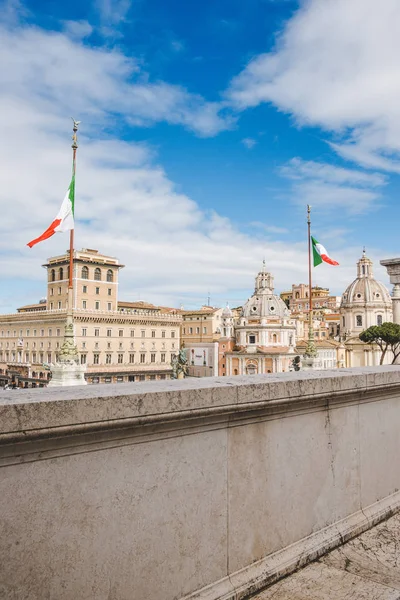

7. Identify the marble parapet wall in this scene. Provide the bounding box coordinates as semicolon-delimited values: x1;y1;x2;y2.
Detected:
1;367;400;600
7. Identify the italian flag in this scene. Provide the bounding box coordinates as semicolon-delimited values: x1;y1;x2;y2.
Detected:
312;236;339;267
27;177;75;248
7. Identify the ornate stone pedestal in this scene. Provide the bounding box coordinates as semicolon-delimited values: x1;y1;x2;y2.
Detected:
48;320;87;387
48;361;87;387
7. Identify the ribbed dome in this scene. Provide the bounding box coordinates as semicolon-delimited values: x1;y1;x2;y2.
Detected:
242;263;290;319
242;293;290;319
340;251;392;308
222;303;232;317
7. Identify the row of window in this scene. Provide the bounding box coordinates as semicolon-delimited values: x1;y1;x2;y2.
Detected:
1;329;62;338
342;314;383;328
183;327;207;335
49;286;114;297
50;267;115;282
0;351;53;364
81;328;176;338
0;341;60;350
81;352;171;365
89;374;168;383
80;342;174;351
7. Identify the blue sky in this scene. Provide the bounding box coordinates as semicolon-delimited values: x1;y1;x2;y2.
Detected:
0;0;399;312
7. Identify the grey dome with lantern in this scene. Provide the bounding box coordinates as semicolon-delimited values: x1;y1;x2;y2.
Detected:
242;261;290;319
340;250;392;309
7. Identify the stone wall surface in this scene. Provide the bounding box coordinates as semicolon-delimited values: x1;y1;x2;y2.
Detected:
1;367;400;600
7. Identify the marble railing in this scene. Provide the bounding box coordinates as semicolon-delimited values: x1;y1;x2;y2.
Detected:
1;366;400;600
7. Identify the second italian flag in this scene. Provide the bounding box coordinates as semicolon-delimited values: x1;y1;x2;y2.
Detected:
27;176;75;248
312;236;339;267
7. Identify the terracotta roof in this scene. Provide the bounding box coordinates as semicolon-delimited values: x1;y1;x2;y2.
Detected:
17;303;46;312
118;301;158;310
296;339;339;349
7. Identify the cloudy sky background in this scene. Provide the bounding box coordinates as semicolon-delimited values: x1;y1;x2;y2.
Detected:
1;0;399;312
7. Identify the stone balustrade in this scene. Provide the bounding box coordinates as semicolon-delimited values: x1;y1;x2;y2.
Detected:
1;366;400;600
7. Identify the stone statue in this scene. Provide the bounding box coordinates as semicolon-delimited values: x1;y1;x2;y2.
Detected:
171;349;189;379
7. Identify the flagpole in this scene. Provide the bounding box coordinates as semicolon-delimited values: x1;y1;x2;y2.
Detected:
304;204;317;359
69;120;78;292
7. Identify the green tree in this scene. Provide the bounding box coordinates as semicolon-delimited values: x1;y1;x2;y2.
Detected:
359;322;400;365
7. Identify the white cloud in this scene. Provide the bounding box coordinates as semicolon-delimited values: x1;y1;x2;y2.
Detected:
226;0;400;171
0;24;230;138
278;158;386;214
95;0;131;27
62;19;93;40
242;137;257;149
280;158;386;188
0;19;393;312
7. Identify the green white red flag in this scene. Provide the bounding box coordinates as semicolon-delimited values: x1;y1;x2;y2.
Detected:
27;176;75;248
311;236;339;267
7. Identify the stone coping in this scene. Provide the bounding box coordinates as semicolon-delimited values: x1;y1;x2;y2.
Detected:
1;366;400;441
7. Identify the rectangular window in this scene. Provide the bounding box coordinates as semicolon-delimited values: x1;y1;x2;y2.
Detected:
95;328;99;337
119;342;123;350
49;302;53;310
40;352;44;363
95;301;100;310
80;354;86;364
150;375;156;380
50;288;54;296
119;330;123;337
171;331;176;338
160;374;166;380
47;352;52;363
161;353;166;363
40;329;44;337
128;375;135;382
356;315;363;327
82;342;86;349
26;329;30;337
107;329;112;337
107;303;112;311
162;331;166;338
151;330;156;338
57;301;62;309
203;327;207;334
94;342;99;350
183;328;186;335
118;353;123;364
106;353;112;364
107;342;111;349
82;300;87;309
83;285;87;293
129;353;135;363
58;287;62;295
48;329;52;337
196;327;200;334
95;287;100;295
93;353;99;365
108;288;112;296
140;353;146;363
151;353;156;363
82;328;87;337
141;330;145;338
139;375;145;381
130;330;135;337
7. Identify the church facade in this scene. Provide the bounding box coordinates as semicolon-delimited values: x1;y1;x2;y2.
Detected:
223;263;297;375
340;251;393;367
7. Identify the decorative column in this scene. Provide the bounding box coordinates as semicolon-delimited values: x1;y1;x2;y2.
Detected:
380;259;400;325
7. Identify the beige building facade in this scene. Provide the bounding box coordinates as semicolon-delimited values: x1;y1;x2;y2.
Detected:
0;249;181;387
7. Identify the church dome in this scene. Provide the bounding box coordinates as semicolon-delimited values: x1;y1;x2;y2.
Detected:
242;262;290;319
340;251;392;308
222;303;232;318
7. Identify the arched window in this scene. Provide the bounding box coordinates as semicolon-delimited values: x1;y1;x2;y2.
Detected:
377;314;383;326
272;334;277;343
107;269;113;282
81;266;89;279
295;292;300;299
342;316;345;327
59;267;63;281
362;265;365;275
94;268;101;281
50;269;56;282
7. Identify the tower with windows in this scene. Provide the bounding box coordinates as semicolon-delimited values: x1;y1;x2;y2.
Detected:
44;248;124;312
